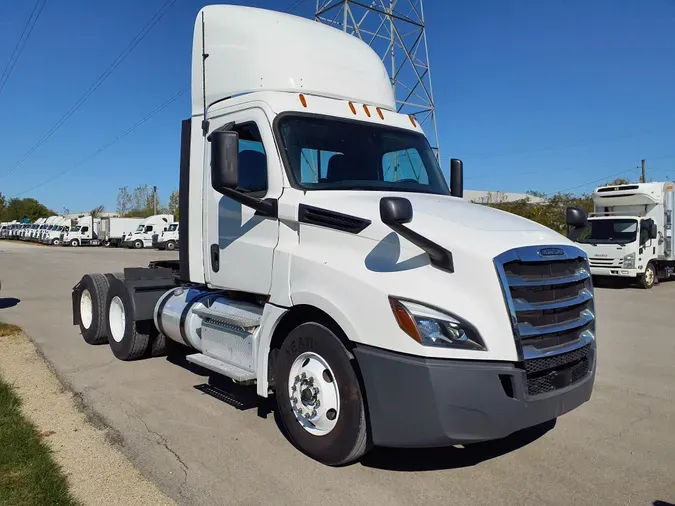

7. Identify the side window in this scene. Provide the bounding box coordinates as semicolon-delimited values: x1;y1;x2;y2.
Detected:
145;226;154;232
81;226;89;233
382;148;429;184
234;123;267;194
299;149;343;184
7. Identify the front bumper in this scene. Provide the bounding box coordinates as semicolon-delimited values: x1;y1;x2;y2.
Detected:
590;266;638;278
354;343;596;448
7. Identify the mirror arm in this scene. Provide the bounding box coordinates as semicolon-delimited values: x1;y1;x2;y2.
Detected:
220;188;277;218
385;221;454;273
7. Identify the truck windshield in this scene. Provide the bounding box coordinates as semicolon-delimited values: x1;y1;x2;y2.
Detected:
136;225;144;232
577;219;638;244
276;114;449;194
168;224;178;231
71;226;81;232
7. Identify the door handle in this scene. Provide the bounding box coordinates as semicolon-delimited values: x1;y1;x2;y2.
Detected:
210;244;220;272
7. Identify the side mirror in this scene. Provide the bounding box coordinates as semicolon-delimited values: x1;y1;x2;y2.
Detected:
208;129;239;192
566;207;588;240
642;219;658;239
450;158;463;198
380;196;413;225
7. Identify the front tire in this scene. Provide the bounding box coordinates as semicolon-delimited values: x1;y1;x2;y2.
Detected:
640;263;656;289
274;322;370;466
70;239;79;247
133;240;143;249
165;241;176;251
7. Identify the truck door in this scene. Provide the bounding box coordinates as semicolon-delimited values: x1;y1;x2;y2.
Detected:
204;108;279;295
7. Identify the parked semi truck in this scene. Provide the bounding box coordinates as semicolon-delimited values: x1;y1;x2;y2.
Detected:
152;222;179;250
43;217;71;245
70;5;596;466
62;216;101;247
574;181;675;289
99;217;144;247
122;214;174;249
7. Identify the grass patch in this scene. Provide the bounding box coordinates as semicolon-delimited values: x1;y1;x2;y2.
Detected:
0;379;78;506
0;322;22;337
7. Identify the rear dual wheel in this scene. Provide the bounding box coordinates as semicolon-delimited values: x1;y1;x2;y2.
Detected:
105;278;166;360
76;273;123;344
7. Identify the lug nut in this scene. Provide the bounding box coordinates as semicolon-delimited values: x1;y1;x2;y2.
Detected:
311;409;317;417
301;372;307;379
295;375;300;381
291;385;296;392
315;400;320;407
304;412;310;419
308;377;314;385
313;387;319;395
292;397;298;403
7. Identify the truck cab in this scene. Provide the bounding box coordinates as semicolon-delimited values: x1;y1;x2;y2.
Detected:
122;214;174;249
153;222;179;250
62;217;100;247
575;182;675;288
71;5;597;467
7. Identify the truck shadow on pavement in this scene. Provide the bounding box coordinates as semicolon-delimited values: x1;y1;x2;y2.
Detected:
0;297;20;309
165;341;557;471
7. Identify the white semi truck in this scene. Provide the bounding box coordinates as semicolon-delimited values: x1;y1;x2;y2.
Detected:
70;5;596;466
43;217;71;245
122;214;174;249
574;181;675;289
99;217;144;247
61;216;101;247
152;222;179;250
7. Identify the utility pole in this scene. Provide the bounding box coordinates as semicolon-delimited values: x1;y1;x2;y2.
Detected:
152;186;158;214
640;159;646;183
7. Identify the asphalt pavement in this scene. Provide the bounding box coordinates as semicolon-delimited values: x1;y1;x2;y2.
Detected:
0;240;673;506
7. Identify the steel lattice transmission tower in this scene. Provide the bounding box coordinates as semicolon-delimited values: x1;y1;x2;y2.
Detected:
315;0;440;155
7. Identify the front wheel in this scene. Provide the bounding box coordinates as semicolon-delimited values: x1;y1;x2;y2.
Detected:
70;239;79;247
133;240;143;249
165;241;176;251
640;262;656;289
274;322;370;466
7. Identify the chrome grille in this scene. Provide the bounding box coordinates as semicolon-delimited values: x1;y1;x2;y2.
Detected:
494;245;596;394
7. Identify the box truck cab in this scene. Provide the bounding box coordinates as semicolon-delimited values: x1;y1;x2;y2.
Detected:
153;222;179;250
62;216;100;247
574;182;675;289
122;214;174;249
71;5;596;467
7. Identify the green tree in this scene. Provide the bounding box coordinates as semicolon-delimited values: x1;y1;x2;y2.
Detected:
168;190;179;218
2;198;54;222
116;184;162;218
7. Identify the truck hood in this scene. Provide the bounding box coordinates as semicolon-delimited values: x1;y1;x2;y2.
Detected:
299;191;574;259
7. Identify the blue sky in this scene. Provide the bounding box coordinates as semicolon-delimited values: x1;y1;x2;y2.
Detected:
0;0;673;213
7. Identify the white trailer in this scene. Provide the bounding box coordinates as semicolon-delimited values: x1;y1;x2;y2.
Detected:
70;5;597;466
122;214;174;249
574;181;675;288
99;217;144;247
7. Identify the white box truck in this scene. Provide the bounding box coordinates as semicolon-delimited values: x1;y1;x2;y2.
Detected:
152;222;179;250
70;5;596;466
122;214;174;249
573;181;675;288
99;217;144;247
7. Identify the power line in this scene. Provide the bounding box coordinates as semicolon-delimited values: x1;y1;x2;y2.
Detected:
14;85;189;197
0;0;178;181
0;0;48;97
284;0;309;13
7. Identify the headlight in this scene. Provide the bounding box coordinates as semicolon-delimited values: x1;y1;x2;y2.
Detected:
623;252;635;269
389;297;487;351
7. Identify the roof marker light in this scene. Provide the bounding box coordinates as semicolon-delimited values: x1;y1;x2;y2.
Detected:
299;94;307;108
376;107;384;120
348;101;357;115
363;104;371;117
409;115;417;126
